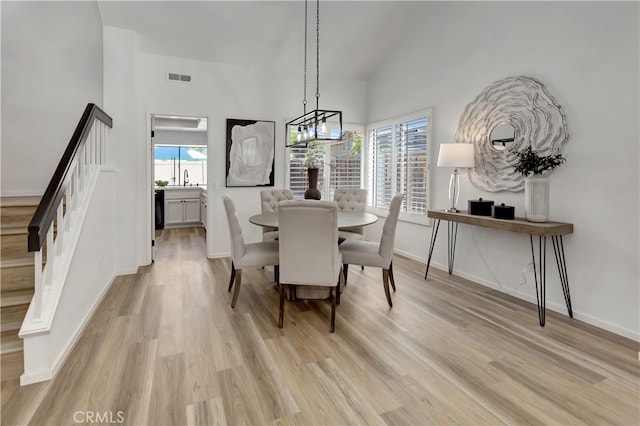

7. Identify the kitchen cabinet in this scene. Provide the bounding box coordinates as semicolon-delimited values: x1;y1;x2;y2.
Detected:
164;188;202;227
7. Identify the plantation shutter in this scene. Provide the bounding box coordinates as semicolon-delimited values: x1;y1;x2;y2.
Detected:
395;118;428;214
367;125;394;209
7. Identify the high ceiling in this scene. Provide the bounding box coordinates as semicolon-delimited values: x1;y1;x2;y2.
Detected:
97;1;427;81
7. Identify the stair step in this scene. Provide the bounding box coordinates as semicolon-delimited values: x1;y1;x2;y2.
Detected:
0;289;33;308
1;304;29;333
1;233;30;259
0;262;35;293
0;256;35;269
0;196;40;207
0;350;23;382
0;225;28;236
1;329;22;354
0;204;37;229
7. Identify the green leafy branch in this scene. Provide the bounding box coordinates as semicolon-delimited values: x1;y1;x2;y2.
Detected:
513;146;566;177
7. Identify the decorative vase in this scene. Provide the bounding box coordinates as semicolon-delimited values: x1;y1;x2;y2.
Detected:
304;167;321;200
525;174;549;222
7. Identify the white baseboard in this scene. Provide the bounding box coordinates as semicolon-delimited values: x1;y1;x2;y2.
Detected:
208;251;231;259
428;260;640;342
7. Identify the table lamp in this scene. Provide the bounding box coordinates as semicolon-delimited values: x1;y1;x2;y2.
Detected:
437;143;475;212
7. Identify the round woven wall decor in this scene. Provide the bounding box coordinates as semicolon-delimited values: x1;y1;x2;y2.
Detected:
455;76;569;192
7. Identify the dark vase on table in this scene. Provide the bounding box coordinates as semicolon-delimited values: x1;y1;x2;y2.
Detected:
304;167;321;200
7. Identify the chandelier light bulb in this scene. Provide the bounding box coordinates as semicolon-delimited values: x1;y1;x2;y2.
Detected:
320;118;327;135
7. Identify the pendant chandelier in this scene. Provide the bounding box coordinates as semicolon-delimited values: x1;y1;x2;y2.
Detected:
286;0;342;148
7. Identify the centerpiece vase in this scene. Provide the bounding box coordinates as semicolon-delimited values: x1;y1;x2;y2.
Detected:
304;167;321;200
525;174;549;222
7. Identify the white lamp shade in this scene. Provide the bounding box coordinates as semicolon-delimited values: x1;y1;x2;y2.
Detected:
437;143;475;168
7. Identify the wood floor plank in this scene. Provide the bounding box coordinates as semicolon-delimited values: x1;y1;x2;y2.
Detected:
147;353;187;426
3;227;638;426
186;397;226;426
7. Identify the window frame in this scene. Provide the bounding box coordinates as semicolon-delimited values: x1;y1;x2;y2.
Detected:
364;109;432;226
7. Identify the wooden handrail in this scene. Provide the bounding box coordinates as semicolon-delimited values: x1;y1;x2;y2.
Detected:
28;103;113;252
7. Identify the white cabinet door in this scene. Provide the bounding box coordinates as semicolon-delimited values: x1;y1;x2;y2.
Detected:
183;199;201;223
165;199;185;226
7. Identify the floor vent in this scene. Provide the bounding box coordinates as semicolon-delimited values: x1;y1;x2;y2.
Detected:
167;72;192;83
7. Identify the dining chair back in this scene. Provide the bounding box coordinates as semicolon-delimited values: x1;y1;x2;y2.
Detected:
333;188;367;241
277;200;343;332
379;193;403;264
339;193;404;307
260;189;294;241
222;195;279;308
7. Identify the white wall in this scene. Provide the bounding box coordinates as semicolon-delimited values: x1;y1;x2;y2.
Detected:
1;1;103;196
133;52;367;259
366;2;639;339
22;170;117;384
103;26;140;274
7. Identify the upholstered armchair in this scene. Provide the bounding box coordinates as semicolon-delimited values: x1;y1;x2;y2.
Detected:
260;189;294;241
339;193;403;307
277;200;343;332
222;195;279;308
333;188;367;241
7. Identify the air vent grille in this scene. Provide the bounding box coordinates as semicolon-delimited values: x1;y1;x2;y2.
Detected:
167;72;192;83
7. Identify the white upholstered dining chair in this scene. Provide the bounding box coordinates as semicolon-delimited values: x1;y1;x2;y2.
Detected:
222;195;279;308
259;188;293;241
333;188;368;241
277;200;343;333
339;193;403;308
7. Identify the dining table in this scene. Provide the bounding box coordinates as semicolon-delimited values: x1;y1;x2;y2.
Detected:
249;210;378;300
249;210;379;230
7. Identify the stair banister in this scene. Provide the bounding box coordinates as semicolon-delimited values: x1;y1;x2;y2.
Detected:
27;103;112;252
25;103;112;321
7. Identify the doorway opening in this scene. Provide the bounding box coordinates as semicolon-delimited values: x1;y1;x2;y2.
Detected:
150;113;208;261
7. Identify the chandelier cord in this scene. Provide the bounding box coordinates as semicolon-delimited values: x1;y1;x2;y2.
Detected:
303;0;308;115
315;0;320;111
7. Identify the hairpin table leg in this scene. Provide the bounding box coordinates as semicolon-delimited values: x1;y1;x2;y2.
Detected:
424;219;441;279
552;235;573;318
447;221;458;275
530;235;547;326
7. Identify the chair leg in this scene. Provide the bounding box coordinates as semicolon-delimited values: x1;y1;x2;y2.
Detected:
274;265;279;283
330;286;337;333
343;264;349;286
382;269;393;308
231;269;242;308
389;261;396;292
228;261;236;292
336;270;342;305
278;284;286;328
361;265;364;271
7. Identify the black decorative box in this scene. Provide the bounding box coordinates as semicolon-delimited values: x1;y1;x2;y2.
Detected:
468;198;494;216
492;203;515;220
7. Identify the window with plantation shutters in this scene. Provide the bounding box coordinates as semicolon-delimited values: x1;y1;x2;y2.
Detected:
327;130;362;200
367;125;393;209
366;110;431;222
287;127;362;200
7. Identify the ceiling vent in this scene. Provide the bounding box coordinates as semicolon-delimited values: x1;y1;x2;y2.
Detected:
167;72;192;83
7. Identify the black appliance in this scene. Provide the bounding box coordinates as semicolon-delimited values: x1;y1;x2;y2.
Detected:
155;189;165;229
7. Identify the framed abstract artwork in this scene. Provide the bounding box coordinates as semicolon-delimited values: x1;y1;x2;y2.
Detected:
225;118;275;187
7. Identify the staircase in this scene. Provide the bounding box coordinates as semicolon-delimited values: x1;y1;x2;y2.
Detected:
1;196;39;382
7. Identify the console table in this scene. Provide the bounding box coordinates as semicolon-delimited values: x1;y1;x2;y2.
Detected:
424;210;574;326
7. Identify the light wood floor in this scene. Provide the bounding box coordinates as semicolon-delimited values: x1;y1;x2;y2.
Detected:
2;227;639;425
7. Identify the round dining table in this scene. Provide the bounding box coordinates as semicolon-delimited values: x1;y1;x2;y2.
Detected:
249;211;378;230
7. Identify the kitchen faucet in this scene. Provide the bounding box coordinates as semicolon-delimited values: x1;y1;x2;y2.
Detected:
183;169;189;186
